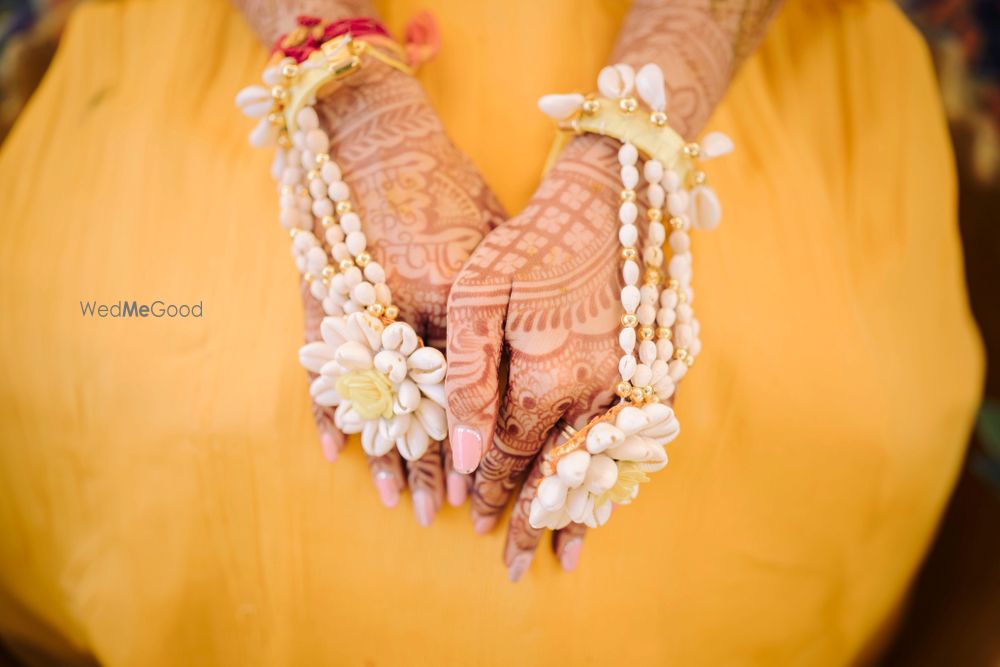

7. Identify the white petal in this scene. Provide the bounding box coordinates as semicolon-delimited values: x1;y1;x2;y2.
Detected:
606;435;659;463
615;406;649;433
335;402;364;434
700;131;734;159
414;399;447;441
249;118;278;148
641;402;680;441
361;421;379;456
689;185;722;230
309;375;340;406
334;340;373;370
299;341;334;374
418;382;447;408
394;379;421;414
374;350;408;383
382;322;419;356
538;93;584;119
407;347;446;385
386;413;411;440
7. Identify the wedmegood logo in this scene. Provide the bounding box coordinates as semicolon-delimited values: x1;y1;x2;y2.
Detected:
79;300;204;318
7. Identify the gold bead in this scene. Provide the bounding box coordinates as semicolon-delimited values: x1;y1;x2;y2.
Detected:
656;326;672;340
682;142;700;158
667;279;680;290
630;387;646;403
650;111;668;126
616;381;632;398
267;111;285;126
644;268;661;285
642;385;655;399
384;304;399;320
355;251;371;267
288;228;298;238
280;62;298;78
620;189;637;203
335;201;352;215
646;207;662;221
306;169;319;181
582;99;600;114
619;97;638;113
621;247;638;261
674;348;688;361
678;291;688;304
277;134;291;148
638;326;654;341
621;313;639;328
321;215;335;228
303;272;315;283
693;170;707;185
669;216;686;230
321;266;336;279
339;259;354;271
685;355;695;367
367;303;385;316
271;85;288;101
315;153;329;164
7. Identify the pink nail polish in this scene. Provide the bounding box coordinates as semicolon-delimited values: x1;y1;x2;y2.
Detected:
507;553;533;582
320;433;338;462
446;473;468;507
451;426;483;474
374;473;399;508
560;538;583;572
412;490;435;527
473;514;497;535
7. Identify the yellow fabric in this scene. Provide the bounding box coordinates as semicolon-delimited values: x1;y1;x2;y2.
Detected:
0;0;983;664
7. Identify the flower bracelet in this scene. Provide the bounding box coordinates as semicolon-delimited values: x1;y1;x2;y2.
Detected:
529;63;733;530
235;21;447;462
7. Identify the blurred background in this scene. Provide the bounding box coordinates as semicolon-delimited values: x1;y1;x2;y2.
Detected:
0;0;997;664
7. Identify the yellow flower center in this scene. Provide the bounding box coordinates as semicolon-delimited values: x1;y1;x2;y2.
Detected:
335;368;395;420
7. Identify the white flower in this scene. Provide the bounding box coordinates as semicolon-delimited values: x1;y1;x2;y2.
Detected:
529;402;680;530
299;312;447;461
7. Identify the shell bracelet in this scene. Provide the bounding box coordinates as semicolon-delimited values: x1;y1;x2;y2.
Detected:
236;34;447;461
529;63;733;530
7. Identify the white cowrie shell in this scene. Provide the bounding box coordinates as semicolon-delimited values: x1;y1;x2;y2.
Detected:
621;286;640;314
675;323;694;348
647;183;665;209
339;212;361;233
567;486;595;524
619;223;638;247
407;347;447;385
311;198;333;219
327;181;350;202
529;498;562;530
597;63;635;99
393;379;421;414
300;150;317;170
329;273;348;296
620;165;639;189
374;283;392;306
556;450;591;488
386;413;411;440
235;85;272;117
667;190;689;217
349;312;384;349
306;246;327;273
374;349;408;383
639;339;657;365
537;475;568;512
320;316;349;347
642;402;680;441
335;402;364;434
320;161;342;183
262;65;283;85
415;398;447;441
662;170;681;193
331;242;351;263
586;422;626;454
606;435;656;462
615;406;649;433
689;185;722;230
249;118;278;148
618;143;638;166
360;421;379;456
325;225;345;246
635;63;667;111
322;295;343;316
363;262;386;285
668;359;688;382
305;128;329;154
623;260;640;286
700;131;734;159
538;93;585;119
397;419;430;461
335;340;373;370
309;279;327;300
595;500;613;526
619;327;636;354
346;231;367;256
619;201;638;225
350;281;375;307
650;359;669;384
417;381;447;408
633;362;652;388
637;303;656;325
637;445;668;473
343;266;362;288
309;374;340;406
618;355;637;382
643;159;664;184
271;150;286;180
296;106;319;131
654;374;675;399
583;455;618;495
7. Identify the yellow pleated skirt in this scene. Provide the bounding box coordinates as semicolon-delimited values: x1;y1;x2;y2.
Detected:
0;0;983;664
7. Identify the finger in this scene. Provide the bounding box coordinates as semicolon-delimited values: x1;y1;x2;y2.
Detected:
553;522;587;573
444;238;516;474
406;440;444;527
471;348;571;535
502;435;557;582
442;438;472;507
368;450;405;509
301;280;347;460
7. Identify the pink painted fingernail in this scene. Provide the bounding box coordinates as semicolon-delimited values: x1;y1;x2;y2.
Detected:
560;538;583;572
473;514;497;535
451;426;482;474
374;472;399;508
446;472;468;507
412;489;435;527
320;432;338;462
507;553;533;583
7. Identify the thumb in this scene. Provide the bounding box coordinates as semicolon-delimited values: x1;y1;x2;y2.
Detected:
445;245;513;474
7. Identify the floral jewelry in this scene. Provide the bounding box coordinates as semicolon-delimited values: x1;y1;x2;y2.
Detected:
529;63;733;530
235;28;447;461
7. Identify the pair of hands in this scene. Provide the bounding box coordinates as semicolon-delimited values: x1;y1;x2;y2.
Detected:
300;62;620;579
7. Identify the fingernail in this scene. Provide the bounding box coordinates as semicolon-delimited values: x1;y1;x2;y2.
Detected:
320;432;338;462
473;514;497;535
446;472;468;507
374;472;399;508
507;553;533;583
559;538;583;572
412;489;435;527
451;426;483;474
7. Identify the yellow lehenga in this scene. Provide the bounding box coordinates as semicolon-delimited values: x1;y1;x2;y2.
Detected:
0;0;983;664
